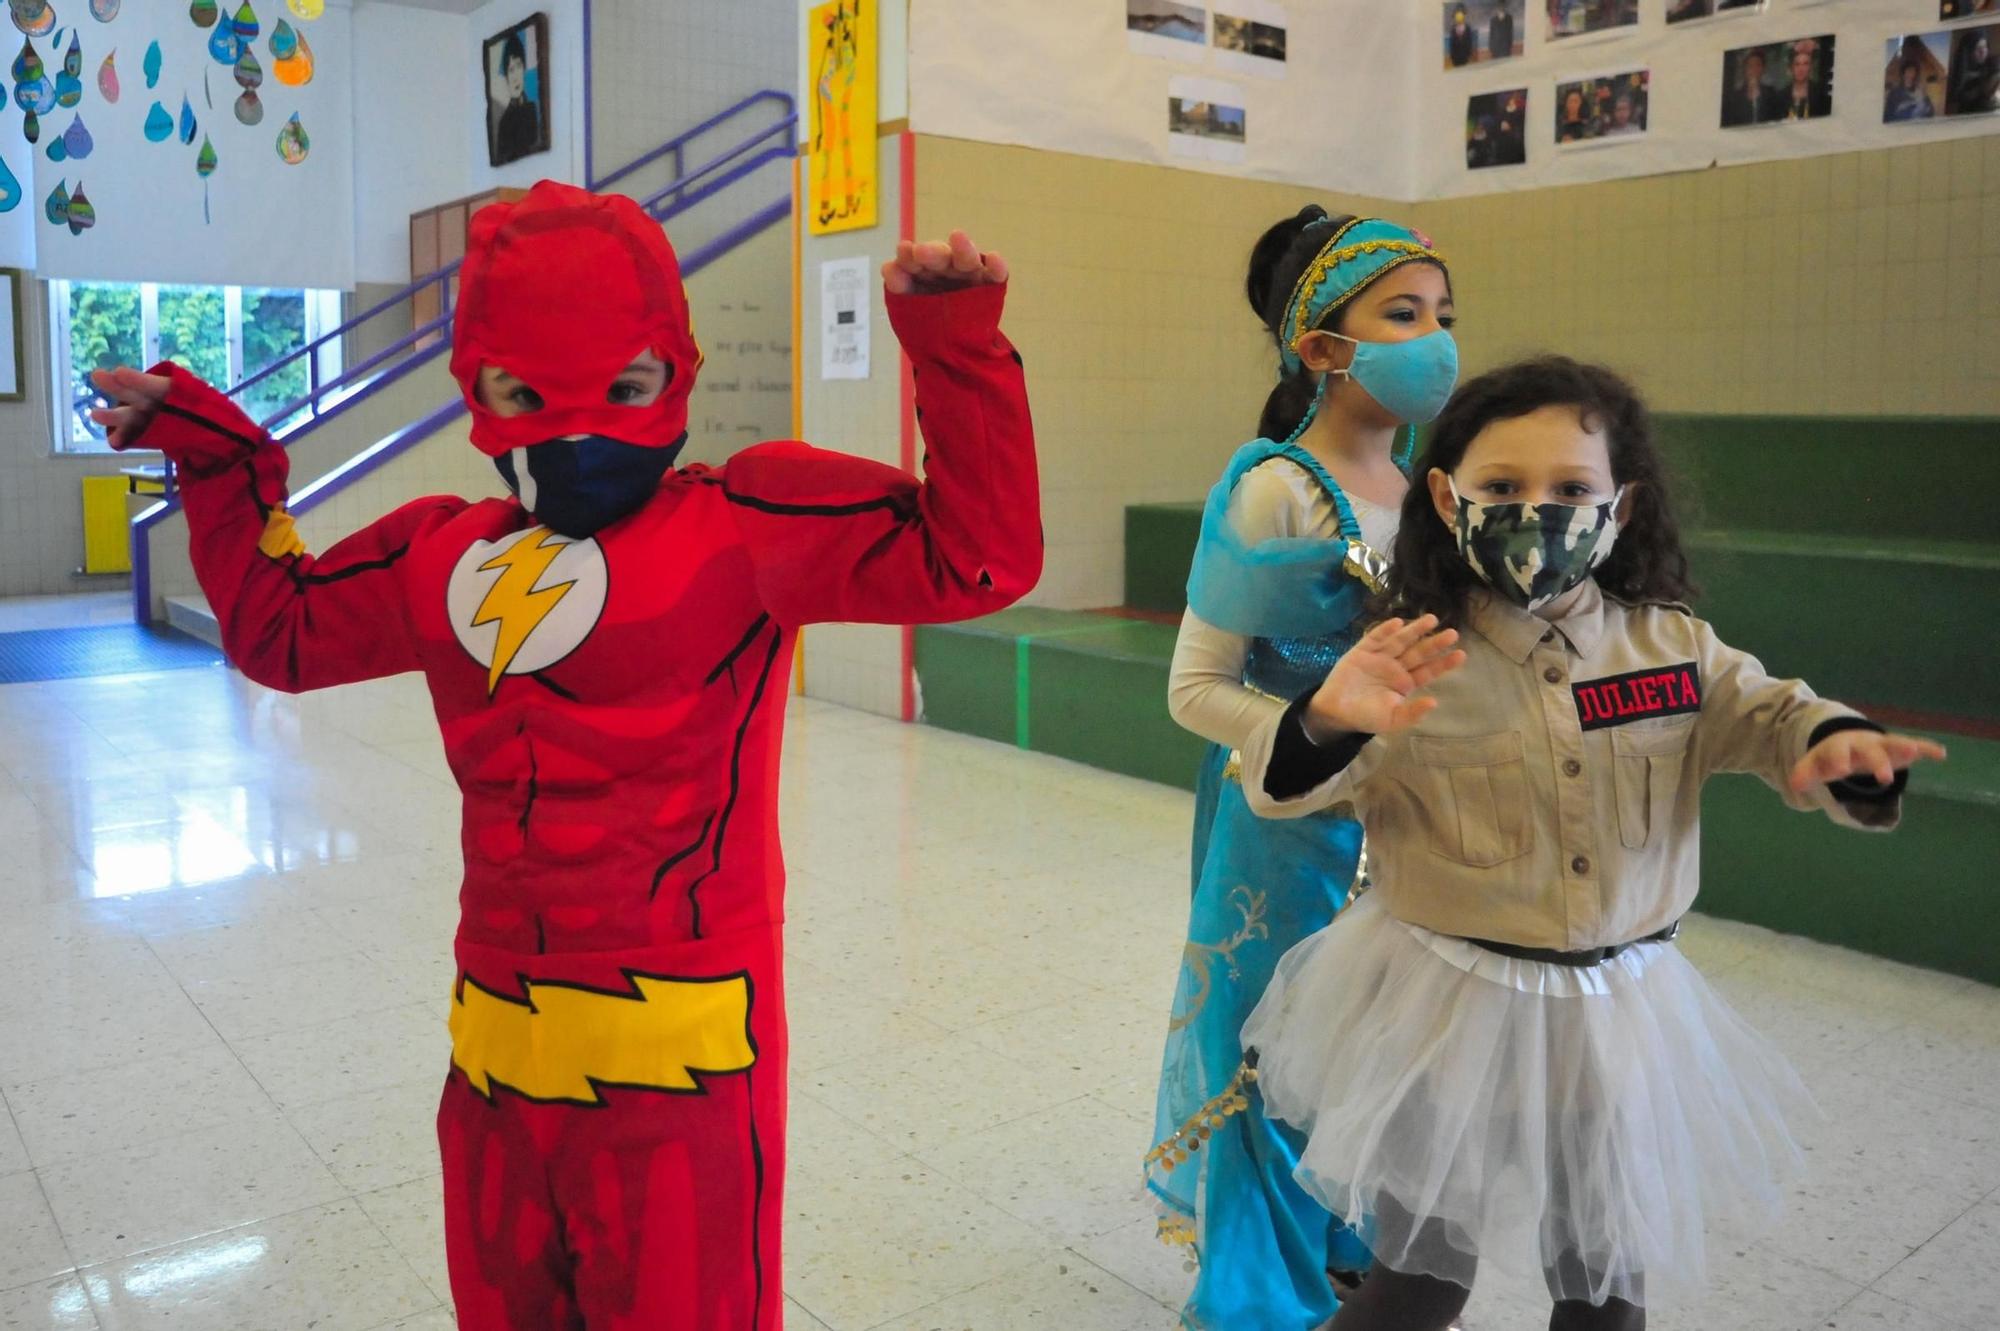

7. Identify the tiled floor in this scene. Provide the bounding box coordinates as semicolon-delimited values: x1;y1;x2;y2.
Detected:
0;647;1995;1329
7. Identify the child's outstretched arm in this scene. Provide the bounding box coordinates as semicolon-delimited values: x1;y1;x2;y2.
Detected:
94;366;465;693
1241;615;1467;818
720;232;1041;626
1690;618;1945;830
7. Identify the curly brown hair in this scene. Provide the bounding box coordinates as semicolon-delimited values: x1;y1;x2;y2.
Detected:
1372;356;1697;628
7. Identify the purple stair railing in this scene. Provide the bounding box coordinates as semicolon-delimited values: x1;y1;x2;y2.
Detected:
132;90;796;624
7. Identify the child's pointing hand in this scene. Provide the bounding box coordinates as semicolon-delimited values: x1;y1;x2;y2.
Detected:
883;230;1009;295
1789;729;1946;795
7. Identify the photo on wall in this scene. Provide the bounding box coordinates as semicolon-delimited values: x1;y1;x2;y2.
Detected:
483;12;550;167
1466;87;1528;169
1556;69;1649;143
1546;0;1637;42
1129;0;1208;61
1945;25;2000;114
1443;0;1523;69
1721;35;1835;127
1213;0;1287;79
1885;33;1950;121
1667;0;1764;24
1168;74;1247;163
1941;0;1997;21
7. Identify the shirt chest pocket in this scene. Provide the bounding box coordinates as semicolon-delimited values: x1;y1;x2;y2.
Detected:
1610;718;1696;850
1405;731;1532;868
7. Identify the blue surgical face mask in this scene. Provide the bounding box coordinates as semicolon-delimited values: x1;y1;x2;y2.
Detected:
1324;328;1460;425
494;433;685;538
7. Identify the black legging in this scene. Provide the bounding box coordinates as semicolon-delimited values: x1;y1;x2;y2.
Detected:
1328;1263;1644;1330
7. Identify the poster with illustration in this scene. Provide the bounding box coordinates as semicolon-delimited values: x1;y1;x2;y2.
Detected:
1129;0;1208;61
483;13;550;167
1213;0;1286;78
1444;0;1523;69
808;0;877;235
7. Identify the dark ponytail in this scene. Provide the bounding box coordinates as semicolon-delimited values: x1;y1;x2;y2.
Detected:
1246;205;1356;442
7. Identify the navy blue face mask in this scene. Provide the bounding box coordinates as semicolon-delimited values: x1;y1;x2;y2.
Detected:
494;433;686;538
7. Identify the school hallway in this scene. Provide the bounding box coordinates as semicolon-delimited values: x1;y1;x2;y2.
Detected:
0;611;1996;1331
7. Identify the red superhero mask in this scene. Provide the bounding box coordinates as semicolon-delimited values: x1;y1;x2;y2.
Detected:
451;181;703;457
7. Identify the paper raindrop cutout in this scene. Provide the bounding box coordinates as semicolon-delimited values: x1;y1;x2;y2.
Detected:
96;48;116;101
179;94;196;144
234;48;259;89
190;0;219;27
275;109;306;164
44;177;64;224
143;39;160;88
234;88;260;123
232;3;259;42
13;38;55;112
10;0;54;38
54;30;80;105
45;131;61;159
0;153;18;211
66;180;93;234
90;0;118;20
269;18;295;58
61;112;90;158
272;25;310;85
143;99;173;141
207;16;239;64
286;0;321;18
197;133;216;222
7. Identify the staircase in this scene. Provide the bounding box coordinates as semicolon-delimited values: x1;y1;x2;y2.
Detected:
915;413;2000;984
136;90;797;630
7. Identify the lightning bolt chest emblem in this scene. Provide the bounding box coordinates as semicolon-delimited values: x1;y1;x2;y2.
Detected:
446;527;611;696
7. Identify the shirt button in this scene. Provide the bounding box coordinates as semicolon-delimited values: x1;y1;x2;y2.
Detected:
1563;759;1582;777
1544;666;1564;684
1571;855;1591;876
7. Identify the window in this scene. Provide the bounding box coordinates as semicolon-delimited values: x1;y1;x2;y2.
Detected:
49;280;344;453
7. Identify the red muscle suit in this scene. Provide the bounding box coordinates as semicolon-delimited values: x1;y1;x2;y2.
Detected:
124;182;1041;1329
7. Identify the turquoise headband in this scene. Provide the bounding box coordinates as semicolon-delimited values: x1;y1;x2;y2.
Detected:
1277;217;1449;376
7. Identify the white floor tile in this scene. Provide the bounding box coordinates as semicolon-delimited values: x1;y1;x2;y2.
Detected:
0;1172;76;1294
38;1112;346;1268
353;1176;450;1309
914;1097;1151;1246
1824;1290;1976;1330
5;1046;275;1169
1871;1194;2000;1329
867;1252;1167;1331
0;1101;28;1176
0;1275;99;1331
287;1076;443;1196
231;1003;448;1114
181;951;429;1043
77;1200;437;1331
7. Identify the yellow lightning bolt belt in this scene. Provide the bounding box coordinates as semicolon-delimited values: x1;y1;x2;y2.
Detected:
449;969;757;1104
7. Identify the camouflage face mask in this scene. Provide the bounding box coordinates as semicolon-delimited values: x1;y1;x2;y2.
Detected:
1449;478;1625;611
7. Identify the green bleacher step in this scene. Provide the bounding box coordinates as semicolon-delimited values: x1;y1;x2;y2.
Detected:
1124;502;1202;616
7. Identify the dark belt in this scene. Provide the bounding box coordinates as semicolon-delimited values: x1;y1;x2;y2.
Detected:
1461;919;1682;968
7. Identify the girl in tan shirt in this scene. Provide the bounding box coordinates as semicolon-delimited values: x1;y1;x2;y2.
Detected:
1236;357;1946;1330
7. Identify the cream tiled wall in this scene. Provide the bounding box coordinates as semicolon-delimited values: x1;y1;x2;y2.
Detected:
913;134;2000;613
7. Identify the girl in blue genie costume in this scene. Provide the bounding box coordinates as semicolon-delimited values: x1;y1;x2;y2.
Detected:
1147;207;1458;1331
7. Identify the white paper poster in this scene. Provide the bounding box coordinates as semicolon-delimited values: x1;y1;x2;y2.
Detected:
1212;0;1287;79
1169;74;1248;162
820;256;871;380
1128;0;1209;62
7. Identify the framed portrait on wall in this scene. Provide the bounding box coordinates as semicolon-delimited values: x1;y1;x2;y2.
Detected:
0;268;22;403
484;13;551;168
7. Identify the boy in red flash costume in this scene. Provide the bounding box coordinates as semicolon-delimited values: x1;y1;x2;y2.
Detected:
92;181;1041;1329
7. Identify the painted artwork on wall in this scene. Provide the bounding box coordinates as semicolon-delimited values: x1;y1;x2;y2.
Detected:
1546;0;1636;42
1466;87;1527;168
483;11;550;168
807;0;876;235
1556;69;1648;143
1444;0;1522;69
1721;35;1835;128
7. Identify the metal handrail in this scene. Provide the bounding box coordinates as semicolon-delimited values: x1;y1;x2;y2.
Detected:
130;92;797;624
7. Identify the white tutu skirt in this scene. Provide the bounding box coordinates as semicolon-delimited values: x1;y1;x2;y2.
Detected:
1242;894;1817;1307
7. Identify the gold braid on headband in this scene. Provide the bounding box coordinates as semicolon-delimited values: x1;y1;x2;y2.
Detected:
1280;220;1449;368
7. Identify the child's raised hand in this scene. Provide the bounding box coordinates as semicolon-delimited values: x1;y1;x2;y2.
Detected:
882;230;1008;295
1789;729;1947;795
1304;615;1467;740
88;367;173;450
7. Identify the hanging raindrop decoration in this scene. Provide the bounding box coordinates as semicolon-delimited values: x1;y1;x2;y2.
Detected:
96;48;116;101
54;29;80;106
275;109;306;163
90;0;118;21
207;11;239;64
143;98;172;140
44;177;65;225
66;179;93;234
9;0;54;39
45;131;62;160
14;37;55;143
271;21;310;86
232;2;259;42
0;152;20;212
143;39;161;88
60;111;91;158
189;0;218;28
286;0;321;19
196;133;216;222
178;93;196;144
233;44;261;123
